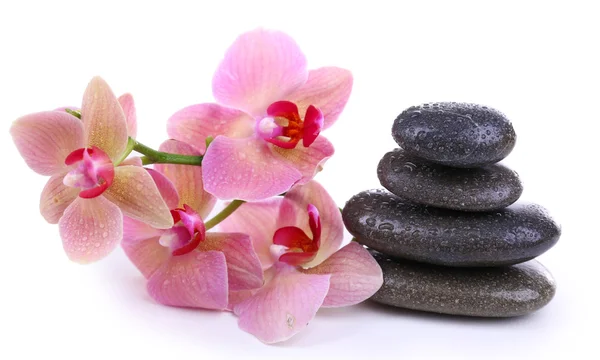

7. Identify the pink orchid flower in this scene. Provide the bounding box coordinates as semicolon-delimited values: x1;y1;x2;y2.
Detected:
167;29;353;201
10;77;173;263
219;181;383;343
122;140;264;309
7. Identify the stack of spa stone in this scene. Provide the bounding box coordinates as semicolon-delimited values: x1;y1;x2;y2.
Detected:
342;102;561;317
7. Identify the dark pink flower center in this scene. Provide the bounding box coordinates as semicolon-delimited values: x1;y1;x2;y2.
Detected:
259;101;324;149
63;146;115;199
272;204;322;266
159;204;206;256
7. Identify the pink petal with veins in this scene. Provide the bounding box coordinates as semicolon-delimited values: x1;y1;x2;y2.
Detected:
146;168;180;210
167;103;254;153
81;77;128;162
155;140;216;218
234;263;330;344
102;166;173;229
59;196;123;263
147;250;228;310
286;67;353;130
212;29;308;116
278;181;344;268
118;93;137;138
10;111;84;175
202;136;302;201
218;198;284;270
303;242;383;307
271;135;334;184
122;235;169;279
199;232;264;291
39;173;79;224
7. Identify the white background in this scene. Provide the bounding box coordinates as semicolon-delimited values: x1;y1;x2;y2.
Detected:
0;0;598;359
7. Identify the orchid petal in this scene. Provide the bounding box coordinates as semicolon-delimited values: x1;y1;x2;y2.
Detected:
219;198;284;270
103;166;173;229
155;140;216;217
39;173;79;224
10;111;84;175
59;196;123;263
118;93;137;138
212;29;308;116
302;105;324;147
303;242;383;307
272;136;334;184
119;156;143;166
167;104;254;153
202;136;302;201
121;233;169;279
146;168;180;210
147;250;228;310
234;263;330;344
278;181;344;268
227;289;257;312
286;67;353;130
122;216;164;244
199;232;264;291
81;77;128;162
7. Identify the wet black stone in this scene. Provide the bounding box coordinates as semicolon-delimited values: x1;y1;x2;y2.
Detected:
370;251;556;317
392;102;516;167
342;190;561;267
377;148;523;211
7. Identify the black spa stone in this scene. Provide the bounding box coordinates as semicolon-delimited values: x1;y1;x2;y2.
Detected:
392;102;516;167
369;251;556;317
342;190;560;267
377;148;523;211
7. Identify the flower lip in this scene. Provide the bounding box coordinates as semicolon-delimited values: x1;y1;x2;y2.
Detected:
63;146;115;199
262;101;324;149
272;204;322;266
162;204;206;256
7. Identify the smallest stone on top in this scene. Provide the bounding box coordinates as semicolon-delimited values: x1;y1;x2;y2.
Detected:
392;102;516;168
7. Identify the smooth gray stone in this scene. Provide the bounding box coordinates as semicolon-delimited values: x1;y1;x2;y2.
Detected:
342;190;561;267
370;251;556;317
392;102;516;167
377;148;523;211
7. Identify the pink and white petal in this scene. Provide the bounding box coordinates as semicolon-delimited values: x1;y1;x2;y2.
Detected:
212;29;308;116
219;198;283;270
303;242;383;307
167;104;254;153
118;93;137;138
278;180;344;268
122;216;164;244
234;263;330;344
81;77;128;162
102;166;173;229
53;106;80;114
199;232;264;291
39;173;79;224
10;111;84;175
271;135;334;184
59;196;123;264
155;140;216;217
147;250;228;310
146;168;180;210
122;235;169;279
120;156;142;166
227;289;258;312
202;136;302;201
286;67;353;130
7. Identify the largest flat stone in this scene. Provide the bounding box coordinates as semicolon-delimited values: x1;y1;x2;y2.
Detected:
370;251;556;317
392;102;516;167
342;190;561;267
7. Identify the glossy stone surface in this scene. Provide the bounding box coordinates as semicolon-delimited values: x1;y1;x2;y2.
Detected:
377;148;523;211
370;251;556;317
342;190;561;267
392;102;516;167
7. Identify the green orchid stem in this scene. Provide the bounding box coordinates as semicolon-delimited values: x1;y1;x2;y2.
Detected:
115;137;137;166
205;200;245;231
132;139;203;166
